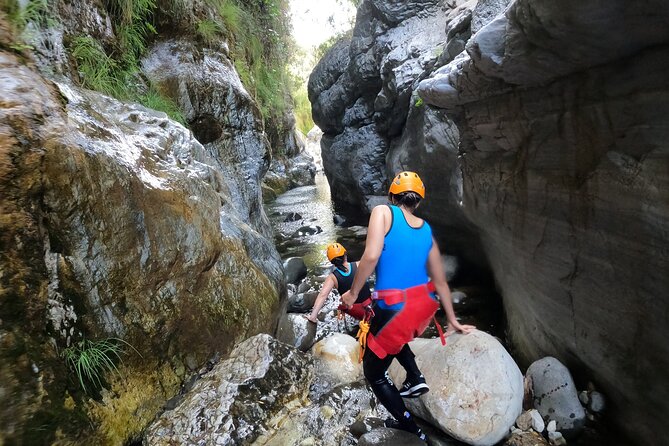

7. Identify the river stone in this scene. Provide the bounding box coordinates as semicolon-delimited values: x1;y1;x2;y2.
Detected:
503;430;550;446
389;333;523;446
287;291;319;313
143;334;313;445
516;409;544;433
588;391;605;413
358;428;426;446
276;313;317;352
310;333;363;398
526;357;585;438
284;257;308;285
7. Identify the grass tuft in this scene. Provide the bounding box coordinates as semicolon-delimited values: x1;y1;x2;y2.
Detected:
62;338;138;394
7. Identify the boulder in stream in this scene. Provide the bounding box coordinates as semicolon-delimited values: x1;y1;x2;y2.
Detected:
389;332;523;446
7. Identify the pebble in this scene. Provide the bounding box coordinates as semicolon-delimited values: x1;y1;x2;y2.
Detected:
588;391;605;413
547;420;556;432
578;391;589;406
548;431;567;445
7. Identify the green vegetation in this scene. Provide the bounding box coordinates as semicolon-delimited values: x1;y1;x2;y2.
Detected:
62;338;136;394
292;83;314;135
210;0;294;131
1;0;51;50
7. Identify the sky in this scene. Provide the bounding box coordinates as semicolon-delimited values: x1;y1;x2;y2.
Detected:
289;0;357;50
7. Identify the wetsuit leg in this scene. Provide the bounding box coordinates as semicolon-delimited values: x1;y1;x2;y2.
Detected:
395;344;421;378
363;347;420;434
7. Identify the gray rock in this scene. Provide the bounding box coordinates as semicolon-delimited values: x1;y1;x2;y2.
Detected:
588;391;605;413
287;291;319;313
578;391;589;406
547;431;566;446
546;420;556;433
389;333;523;446
516;409;544;433
471;0;512;34
144;334;313;445
358;427;426;446
276;313;317;352
284;257;308;285
297;280;312;294
526;357;585;438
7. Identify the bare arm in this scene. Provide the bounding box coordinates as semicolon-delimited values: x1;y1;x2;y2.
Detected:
341;205;389;306
427;236;475;334
304;274;336;323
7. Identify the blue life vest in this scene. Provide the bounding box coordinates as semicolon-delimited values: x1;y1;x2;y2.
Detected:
375;205;433;309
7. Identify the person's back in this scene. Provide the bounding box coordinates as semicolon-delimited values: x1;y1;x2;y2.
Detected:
375;204;432;292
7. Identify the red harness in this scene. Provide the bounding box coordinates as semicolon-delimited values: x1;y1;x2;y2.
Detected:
364;281;446;359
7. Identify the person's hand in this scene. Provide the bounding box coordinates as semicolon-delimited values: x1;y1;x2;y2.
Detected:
340;290;356;308
446;322;476;335
303;314;318;324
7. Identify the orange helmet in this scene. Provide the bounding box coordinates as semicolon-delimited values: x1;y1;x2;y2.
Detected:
388;171;425;198
326;242;346;261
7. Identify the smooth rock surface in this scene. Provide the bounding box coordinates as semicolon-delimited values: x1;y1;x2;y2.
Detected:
276;313;317;352
389;333;523;446
310;333;362;398
526;357;585;438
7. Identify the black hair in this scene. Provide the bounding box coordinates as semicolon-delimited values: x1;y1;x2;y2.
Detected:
331;255;348;272
389;191;422;210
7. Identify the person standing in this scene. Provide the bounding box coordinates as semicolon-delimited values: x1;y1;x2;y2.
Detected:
305;242;429;398
341;171;475;441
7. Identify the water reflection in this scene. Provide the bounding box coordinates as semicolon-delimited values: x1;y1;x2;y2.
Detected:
268;172;368;273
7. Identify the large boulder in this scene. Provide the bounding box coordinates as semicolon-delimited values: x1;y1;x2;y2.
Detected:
143;334;313;445
389;332;523;446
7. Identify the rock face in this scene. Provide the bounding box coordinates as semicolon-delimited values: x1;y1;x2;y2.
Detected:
308;0;487;261
417;1;669;444
0;9;285;445
144;334;313;445
389;333;523;446
310;0;669;443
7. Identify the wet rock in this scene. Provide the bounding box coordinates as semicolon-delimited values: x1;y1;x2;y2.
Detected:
310;333;362;399
526;357;585;438
389;332;523;445
292;225;323;237
284;212;303;222
578;391;589;406
358;428;426;446
284;257;308;285
276;313;317;352
297;280;313;294
287;291;319;313
0;48;282;444
143;334;313;445
546;420;556;433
